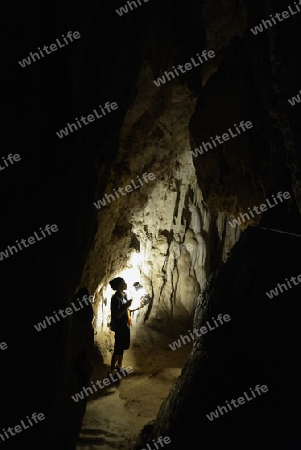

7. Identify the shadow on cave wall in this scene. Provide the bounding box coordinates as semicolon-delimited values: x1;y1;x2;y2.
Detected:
135;227;301;449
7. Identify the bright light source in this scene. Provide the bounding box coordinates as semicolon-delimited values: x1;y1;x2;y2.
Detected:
129;282;145;309
119;252;144;309
95;251;145;328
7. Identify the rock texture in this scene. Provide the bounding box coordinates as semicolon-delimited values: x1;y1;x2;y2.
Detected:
80;67;241;356
134;227;301;449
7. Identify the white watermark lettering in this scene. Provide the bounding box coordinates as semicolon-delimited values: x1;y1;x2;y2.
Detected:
0;153;21;172
288;89;301;106
18;31;81;68
0;224;58;262
56;102;118;139
93;172;156;209
71;367;134;402
250;1;301;35
116;0;150;17
169;313;231;351
34;295;95;332
266;273;301;299
153;50;216;87
0;342;8;351
142;436;171;450
206;384;269;421
0;412;45;443
191;120;253;157
228;191;291;228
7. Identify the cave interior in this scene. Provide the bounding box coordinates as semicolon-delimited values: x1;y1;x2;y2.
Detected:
2;1;301;449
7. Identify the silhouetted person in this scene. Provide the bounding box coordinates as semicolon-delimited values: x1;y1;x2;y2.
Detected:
109;277;144;373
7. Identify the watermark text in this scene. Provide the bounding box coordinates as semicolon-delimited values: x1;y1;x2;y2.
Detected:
153;50;216;87
143;436;171;450
34;295;95;332
0;412;45;443
288;89;301;106
0;224;58;262
18;31;81;68
228;191;291;228
266;273;301;298
0;342;8;351
0;153;21;172
191;121;253;158
56;102;118;139
206;384;268;421
250;2;301;35
93;172;156;209
71;367;134;402
116;0;150;16
169;314;231;351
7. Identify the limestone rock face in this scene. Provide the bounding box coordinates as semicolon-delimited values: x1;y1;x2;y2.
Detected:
79;67;241;357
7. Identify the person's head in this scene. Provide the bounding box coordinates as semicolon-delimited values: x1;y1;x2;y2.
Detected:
109;277;127;291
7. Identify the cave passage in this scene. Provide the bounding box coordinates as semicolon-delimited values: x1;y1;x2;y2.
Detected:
76;200;208;449
74;92;242;446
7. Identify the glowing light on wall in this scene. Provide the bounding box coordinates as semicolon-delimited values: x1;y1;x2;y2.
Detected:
95;251;144;329
118;251;144;309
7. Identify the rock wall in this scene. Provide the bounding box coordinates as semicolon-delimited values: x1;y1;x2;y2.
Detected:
80;66;241;360
135;227;301;449
134;0;301;448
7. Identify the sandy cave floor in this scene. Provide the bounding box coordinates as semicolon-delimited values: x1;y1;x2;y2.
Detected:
76;329;192;450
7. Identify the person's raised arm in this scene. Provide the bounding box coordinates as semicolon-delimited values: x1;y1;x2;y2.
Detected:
129;298;146;312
